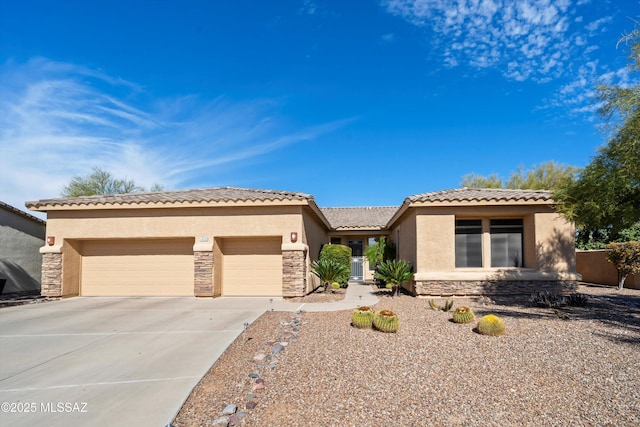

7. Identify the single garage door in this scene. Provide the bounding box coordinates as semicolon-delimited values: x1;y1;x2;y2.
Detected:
81;239;194;296
222;237;282;296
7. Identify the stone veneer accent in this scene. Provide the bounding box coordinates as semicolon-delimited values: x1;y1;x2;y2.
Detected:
194;251;214;297
282;249;306;297
412;280;579;296
41;252;63;297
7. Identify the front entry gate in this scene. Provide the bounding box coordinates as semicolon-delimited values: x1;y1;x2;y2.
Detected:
348;240;364;281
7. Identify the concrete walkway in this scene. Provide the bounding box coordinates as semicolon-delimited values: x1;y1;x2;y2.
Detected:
282;281;379;312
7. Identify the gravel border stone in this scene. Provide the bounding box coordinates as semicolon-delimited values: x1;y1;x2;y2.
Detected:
174;285;640;426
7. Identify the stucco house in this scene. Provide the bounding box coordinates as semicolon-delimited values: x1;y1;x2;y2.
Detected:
1;201;46;294
26;186;580;298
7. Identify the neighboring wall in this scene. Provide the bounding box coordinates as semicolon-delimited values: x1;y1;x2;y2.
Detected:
576;250;638;289
0;205;46;294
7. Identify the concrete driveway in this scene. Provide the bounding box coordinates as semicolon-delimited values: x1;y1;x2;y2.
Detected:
0;297;273;427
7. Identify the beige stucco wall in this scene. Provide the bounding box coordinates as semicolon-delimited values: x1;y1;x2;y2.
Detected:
46;206;305;243
397;205;579;282
390;210;417;270
577;250;638;289
301;208;328;292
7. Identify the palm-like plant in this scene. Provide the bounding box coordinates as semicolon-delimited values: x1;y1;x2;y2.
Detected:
374;259;413;296
311;259;350;293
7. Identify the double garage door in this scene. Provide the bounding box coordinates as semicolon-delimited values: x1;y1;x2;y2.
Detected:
80;237;283;297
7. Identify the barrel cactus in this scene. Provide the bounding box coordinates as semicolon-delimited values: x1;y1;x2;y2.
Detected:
372;309;400;333
452;306;475;324
477;314;505;336
351;306;374;329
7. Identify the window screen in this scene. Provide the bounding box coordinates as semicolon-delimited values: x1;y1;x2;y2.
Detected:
490;219;523;267
455;219;482;268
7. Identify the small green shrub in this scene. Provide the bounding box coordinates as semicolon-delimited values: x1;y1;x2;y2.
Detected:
372;309;399;333
319;244;352;284
477;314;505;336
452;306;475;324
351;306;374;329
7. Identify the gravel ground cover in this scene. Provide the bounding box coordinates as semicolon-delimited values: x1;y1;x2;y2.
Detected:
174;285;640;427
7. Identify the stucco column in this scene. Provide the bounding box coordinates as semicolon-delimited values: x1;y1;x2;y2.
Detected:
40;245;63;297
282;243;307;297
193;241;214;297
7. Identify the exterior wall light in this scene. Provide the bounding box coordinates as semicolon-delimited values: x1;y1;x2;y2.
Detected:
47;236;55;246
290;232;298;243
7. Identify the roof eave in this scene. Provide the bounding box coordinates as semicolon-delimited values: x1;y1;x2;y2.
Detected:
26;198;310;212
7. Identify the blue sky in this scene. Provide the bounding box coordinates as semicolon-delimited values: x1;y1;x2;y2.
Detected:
1;0;638;214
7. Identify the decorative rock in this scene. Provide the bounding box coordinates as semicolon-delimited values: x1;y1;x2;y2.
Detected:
279;341;289;347
222;403;237;415
272;343;285;354
246;401;257;410
253;353;267;361
248;373;259;378
255;378;265;384
212;416;230;427
252;382;265;391
236;411;248;420
245;393;255;401
282;332;294;340
228;415;239;426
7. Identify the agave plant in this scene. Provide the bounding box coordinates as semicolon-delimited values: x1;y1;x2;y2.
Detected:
311;259;350;293
374;259;414;297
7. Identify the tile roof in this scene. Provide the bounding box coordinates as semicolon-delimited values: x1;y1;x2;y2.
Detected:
0;201;46;224
320;206;399;229
407;188;553;203
26;187;313;209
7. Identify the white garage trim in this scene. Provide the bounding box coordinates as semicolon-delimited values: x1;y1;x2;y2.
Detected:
221;237;282;296
81;239;194;296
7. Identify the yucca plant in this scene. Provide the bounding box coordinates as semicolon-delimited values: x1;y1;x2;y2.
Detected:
374;259;413;297
311;259;350;293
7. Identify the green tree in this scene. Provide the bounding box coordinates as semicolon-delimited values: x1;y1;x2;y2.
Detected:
605;242;640;290
61;167;163;197
311;259;350;293
554;26;640;244
461;161;577;191
374;259;413;297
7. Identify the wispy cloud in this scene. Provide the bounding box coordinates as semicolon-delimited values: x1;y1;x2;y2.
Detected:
0;58;352;212
381;0;614;83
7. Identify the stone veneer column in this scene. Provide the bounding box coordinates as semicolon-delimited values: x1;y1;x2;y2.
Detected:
282;243;307;297
193;241;214;297
40;246;63;297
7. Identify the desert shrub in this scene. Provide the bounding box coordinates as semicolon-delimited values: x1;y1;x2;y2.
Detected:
372;309;400;333
319;244;352;284
606;242;640;290
351;306;374;329
452;306;475;324
530;290;565;308
565;293;589;307
477;314;505;336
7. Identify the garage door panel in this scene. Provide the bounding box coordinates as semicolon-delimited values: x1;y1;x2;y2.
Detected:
222;237;282;296
82;239;194;296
